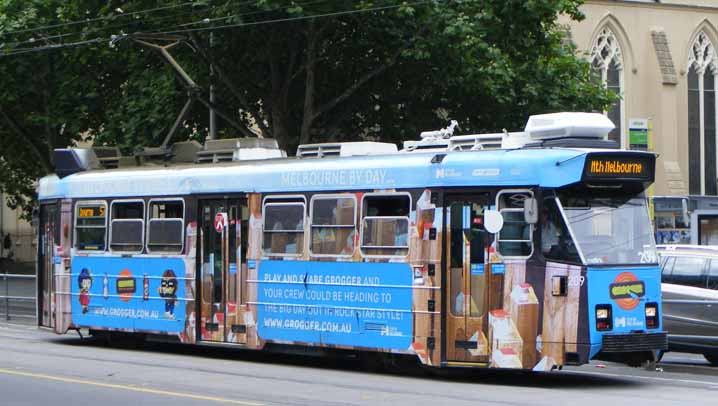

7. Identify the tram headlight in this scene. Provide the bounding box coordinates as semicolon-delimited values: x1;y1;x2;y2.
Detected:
595;305;612;331
645;302;659;328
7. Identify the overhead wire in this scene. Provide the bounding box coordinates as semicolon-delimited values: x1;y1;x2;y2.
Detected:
3;5;214;48
3;38;105;57
1;0;435;58
2;0;329;49
0;1;198;38
148;1;433;36
167;0;334;30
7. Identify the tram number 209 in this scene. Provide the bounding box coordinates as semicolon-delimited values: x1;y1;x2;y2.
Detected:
568;275;585;287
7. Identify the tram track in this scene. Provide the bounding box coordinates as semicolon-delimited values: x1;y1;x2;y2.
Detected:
1;323;716;406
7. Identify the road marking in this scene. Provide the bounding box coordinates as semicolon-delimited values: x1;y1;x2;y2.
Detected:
568;369;717;387
0;368;264;405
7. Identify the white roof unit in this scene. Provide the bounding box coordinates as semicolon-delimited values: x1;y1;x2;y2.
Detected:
402;120;456;152
196;138;286;163
402;138;451;152
402;120;508;152
297;141;398;158
524;112;615;140
450;133;506;151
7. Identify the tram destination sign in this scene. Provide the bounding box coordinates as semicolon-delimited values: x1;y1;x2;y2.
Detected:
78;205;105;218
582;153;654;182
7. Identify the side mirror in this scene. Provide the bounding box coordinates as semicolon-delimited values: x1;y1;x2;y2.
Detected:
524;198;538;224
484;209;504;234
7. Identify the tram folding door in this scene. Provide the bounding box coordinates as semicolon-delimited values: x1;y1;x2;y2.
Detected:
444;194;493;363
38;203;58;328
198;198;248;343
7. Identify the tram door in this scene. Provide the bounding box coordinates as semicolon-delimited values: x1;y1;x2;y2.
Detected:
445;195;491;362
198;198;248;343
38;203;58;328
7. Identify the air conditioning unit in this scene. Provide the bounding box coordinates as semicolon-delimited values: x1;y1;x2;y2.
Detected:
297;142;397;158
524;112;615;141
196;138;286;163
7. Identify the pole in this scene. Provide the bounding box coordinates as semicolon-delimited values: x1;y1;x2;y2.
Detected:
1;193;4;259
4;268;8;321
2;190;7;319
209;32;217;140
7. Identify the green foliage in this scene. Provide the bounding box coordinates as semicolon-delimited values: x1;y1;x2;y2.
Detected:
0;0;615;217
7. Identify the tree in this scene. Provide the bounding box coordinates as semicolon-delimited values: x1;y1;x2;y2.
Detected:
0;0;615;216
0;0;189;214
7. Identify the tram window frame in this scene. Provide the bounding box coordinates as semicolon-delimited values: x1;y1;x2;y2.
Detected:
359;192;411;258
541;197;582;264
262;196;306;257
496;190;534;259
146;198;185;254
74;200;108;252
309;194;357;258
109;199;145;254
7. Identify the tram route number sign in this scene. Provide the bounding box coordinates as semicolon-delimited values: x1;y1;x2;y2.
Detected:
214;212;228;233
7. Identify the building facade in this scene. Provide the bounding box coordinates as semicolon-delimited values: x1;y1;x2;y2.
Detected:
0;193;34;271
563;0;718;197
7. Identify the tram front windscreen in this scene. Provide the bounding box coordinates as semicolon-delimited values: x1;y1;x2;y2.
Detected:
558;191;657;266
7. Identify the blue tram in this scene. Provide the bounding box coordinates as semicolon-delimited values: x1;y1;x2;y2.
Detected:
36;112;666;370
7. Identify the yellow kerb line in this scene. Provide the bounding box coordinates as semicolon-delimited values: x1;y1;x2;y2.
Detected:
0;368;264;406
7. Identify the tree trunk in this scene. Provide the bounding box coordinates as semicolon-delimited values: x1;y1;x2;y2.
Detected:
299;20;319;146
270;107;293;153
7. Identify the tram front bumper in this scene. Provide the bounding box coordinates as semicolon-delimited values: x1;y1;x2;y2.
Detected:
599;332;668;353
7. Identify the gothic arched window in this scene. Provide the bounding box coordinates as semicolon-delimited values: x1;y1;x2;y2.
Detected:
688;31;718;195
590;27;624;146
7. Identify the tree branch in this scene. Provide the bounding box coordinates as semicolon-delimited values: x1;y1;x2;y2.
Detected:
312;46;404;123
43;53;56;164
189;33;271;137
0;105;53;173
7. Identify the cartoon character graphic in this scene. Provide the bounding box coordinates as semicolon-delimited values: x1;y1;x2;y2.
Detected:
158;269;178;319
77;268;93;314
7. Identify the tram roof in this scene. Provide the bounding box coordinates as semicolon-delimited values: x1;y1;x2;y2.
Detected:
37;147;651;200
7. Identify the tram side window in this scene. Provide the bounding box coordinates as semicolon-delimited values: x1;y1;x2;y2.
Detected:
110;201;144;252
361;193;410;257
496;191;533;258
263;199;305;256
147;200;184;253
541;198;581;263
310;195;356;256
75;202;107;251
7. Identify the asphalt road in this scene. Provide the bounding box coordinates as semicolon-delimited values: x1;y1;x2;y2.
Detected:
0;322;716;406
